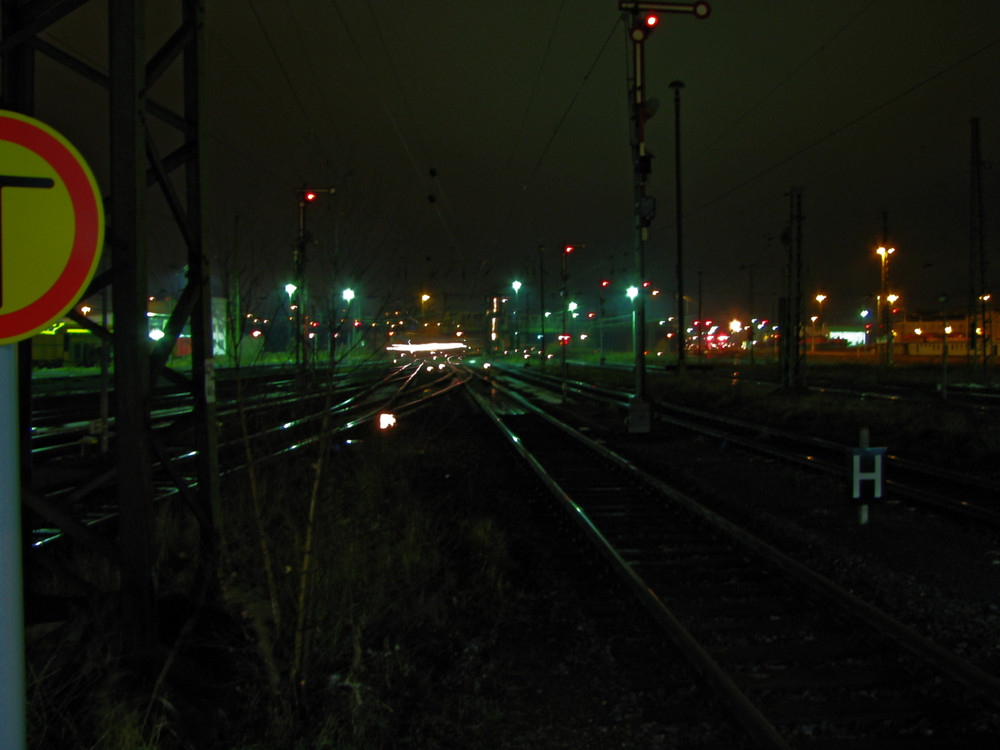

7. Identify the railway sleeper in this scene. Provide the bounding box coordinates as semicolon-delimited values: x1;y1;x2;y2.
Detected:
761;693;956;727
732;663;922;691
667;594;811;619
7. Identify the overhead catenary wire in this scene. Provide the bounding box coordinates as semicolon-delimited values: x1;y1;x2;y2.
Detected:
247;0;334;173
363;1;464;256
525;16;623;186
692;0;877;163
326;0;463;257
688;31;1000;219
503;0;567;195
280;0;342;174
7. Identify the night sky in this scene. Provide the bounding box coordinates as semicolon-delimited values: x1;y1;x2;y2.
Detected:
27;0;1000;327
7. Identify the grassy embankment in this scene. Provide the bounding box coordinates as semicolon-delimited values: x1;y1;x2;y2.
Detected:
26;382;520;749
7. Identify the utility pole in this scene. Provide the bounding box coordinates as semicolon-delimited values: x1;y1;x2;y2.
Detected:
538;245;546;368
781;188;803;388
880;212;894;367
940;294;949;399
697;270;704;359
671;80;686;369
745;263;755;365
618;0;710;432
231;215;241;363
561;246;569;397
970;117;989;370
295;186;334;370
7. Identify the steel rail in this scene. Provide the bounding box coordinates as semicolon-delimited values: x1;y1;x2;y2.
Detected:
494;364;1000;527
28;365;415;546
467;379;790;749
469;371;1000;740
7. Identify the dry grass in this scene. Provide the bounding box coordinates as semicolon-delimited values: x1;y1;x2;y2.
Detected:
27;392;518;749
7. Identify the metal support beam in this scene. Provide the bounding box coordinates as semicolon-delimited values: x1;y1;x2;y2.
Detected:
184;0;221;567
5;0;219;657
109;0;157;648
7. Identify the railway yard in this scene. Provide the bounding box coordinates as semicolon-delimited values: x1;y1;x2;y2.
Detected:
22;357;1000;749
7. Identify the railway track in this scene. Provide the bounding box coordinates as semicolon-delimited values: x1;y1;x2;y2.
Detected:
467;374;1000;747
491;364;1000;528
28;366;357;456
26;360;467;546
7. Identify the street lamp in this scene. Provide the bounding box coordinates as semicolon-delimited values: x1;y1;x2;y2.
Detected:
877;246;895;365
342;288;355;357
512;280;522;351
285;283;299;364
980;293;993;366
813;294;826;352
627;285;639;356
420;293;430;326
560;245;576;385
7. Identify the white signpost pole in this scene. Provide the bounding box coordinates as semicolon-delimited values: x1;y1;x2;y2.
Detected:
0;343;26;750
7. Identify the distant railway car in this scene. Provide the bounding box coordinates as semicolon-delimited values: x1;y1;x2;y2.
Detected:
31;322;103;368
31;326;68;368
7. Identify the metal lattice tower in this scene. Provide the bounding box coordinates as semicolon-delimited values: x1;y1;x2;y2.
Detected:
2;0;219;646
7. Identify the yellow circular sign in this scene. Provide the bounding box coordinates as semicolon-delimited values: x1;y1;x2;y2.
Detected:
0;110;104;345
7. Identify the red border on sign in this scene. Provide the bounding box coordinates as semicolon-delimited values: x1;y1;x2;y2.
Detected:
0;115;102;340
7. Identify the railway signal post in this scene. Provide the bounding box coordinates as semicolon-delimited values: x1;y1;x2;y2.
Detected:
618;0;710;432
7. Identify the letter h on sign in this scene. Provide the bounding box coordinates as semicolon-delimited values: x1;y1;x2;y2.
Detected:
851;446;886;500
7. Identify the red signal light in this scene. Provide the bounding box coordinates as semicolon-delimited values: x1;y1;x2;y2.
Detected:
564;245;574;254
304;191;316;202
601;280;610;287
644;14;658;28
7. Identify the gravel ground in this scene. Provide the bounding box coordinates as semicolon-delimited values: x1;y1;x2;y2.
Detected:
596;413;1000;678
542;378;1000;679
450;482;751;750
416;368;1000;747
29;368;999;748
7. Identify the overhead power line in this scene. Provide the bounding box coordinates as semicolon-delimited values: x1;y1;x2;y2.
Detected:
526;16;623;183
248;0;333;169
690;32;1000;218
